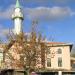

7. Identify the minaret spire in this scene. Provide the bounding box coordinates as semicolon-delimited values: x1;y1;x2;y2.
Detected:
12;0;24;35
16;0;20;8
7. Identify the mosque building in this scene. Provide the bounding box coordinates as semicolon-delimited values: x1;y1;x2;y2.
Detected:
0;0;75;75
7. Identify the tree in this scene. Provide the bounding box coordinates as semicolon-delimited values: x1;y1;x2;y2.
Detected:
4;21;48;75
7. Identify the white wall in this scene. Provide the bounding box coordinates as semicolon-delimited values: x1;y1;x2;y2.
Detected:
45;45;71;70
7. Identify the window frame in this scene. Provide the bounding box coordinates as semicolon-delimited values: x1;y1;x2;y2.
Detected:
57;48;62;54
58;57;62;67
47;58;51;67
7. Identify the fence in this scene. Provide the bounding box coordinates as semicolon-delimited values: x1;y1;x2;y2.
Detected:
0;69;26;75
0;69;75;75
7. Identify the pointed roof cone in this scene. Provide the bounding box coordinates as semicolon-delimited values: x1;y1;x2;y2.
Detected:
15;0;21;8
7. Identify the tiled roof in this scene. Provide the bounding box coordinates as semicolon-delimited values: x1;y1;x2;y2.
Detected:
47;42;65;44
45;42;73;47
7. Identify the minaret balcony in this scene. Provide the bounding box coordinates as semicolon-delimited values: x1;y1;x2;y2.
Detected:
12;13;24;20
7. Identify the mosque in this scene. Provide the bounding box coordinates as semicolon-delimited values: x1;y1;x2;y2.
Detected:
0;0;75;75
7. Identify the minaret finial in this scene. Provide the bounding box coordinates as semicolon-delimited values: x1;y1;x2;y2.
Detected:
16;0;20;8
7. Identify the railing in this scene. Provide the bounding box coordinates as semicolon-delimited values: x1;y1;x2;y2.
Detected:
0;69;75;75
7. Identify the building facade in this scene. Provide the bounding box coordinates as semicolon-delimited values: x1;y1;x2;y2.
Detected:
0;0;74;75
45;42;72;70
0;42;73;72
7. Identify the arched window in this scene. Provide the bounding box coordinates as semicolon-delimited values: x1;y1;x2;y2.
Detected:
58;48;62;54
47;47;51;54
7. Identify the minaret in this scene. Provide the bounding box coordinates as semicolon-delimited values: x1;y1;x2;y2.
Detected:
12;0;24;35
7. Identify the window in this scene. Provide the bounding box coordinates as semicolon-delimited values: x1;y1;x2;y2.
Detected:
58;48;62;54
47;47;51;54
47;58;51;67
58;57;62;67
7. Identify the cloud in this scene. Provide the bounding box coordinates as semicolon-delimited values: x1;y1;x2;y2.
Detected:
0;24;15;42
0;4;75;21
0;25;10;37
24;7;75;21
0;5;14;19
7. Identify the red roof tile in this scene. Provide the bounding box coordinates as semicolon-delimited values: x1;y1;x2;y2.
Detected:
47;42;65;44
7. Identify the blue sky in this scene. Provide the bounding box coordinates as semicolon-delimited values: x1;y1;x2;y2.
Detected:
0;0;75;43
